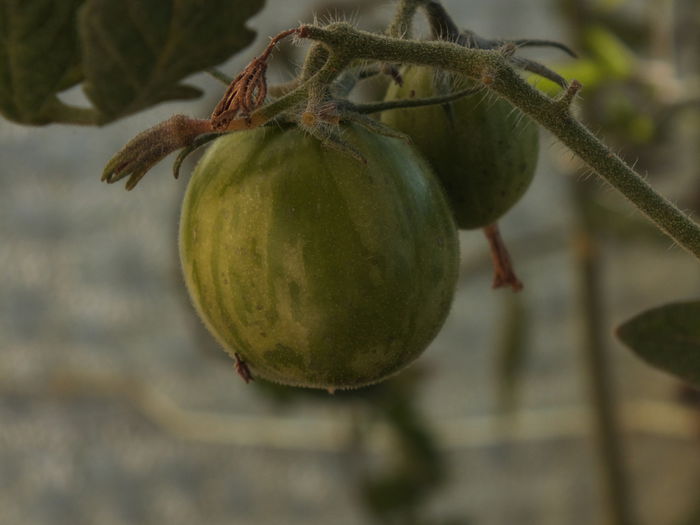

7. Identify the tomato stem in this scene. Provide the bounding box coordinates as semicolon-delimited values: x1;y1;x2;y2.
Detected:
294;23;700;262
350;86;482;114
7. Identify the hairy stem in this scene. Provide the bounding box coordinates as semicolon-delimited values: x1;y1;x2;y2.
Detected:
386;0;424;38
297;23;700;261
221;48;352;132
351;85;481;114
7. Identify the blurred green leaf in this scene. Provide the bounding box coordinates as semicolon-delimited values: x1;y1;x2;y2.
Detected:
533;24;635;96
79;0;265;122
617;301;700;387
584;25;634;77
0;0;97;124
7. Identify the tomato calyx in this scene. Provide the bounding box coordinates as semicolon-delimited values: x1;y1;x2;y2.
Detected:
101;7;575;193
101;28;302;190
210;28;300;131
101;114;212;190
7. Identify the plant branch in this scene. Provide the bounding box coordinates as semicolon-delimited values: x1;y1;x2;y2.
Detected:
348;85;482;114
219;46;352;132
296;23;700;261
386;0;424;38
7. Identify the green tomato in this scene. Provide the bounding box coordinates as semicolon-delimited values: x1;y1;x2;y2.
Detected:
381;66;539;229
179;123;459;390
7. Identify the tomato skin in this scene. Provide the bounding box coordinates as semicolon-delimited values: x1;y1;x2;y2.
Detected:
179;124;459;389
381;66;539;229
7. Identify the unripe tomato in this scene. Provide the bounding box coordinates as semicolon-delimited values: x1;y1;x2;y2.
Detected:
381;66;539;229
179;124;459;390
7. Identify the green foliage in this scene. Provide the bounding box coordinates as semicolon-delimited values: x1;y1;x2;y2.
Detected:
617;301;700;387
0;0;264;125
79;0;263;122
0;0;88;124
584;25;634;79
535;25;634;95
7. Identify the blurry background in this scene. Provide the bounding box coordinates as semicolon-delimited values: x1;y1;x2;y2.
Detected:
1;0;700;524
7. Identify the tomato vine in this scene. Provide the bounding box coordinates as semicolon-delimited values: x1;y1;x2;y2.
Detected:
102;0;700;263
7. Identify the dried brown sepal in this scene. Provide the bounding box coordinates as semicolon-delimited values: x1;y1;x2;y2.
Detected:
211;28;299;131
483;223;523;292
102;115;212;190
234;353;254;384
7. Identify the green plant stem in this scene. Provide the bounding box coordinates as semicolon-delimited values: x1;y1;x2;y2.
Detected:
350;86;482;114
223;49;352;131
295;23;700;261
386;0;423;38
300;43;330;81
572;180;637;525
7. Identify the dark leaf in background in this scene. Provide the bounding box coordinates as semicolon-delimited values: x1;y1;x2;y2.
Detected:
617;300;700;387
79;0;265;122
0;0;90;124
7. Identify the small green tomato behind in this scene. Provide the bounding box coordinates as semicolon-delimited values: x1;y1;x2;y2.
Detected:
179;124;459;390
381;66;539;229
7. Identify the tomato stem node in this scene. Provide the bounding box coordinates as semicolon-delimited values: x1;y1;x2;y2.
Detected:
555;79;583;111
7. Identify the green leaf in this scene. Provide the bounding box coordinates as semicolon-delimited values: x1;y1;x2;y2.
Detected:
0;0;94;124
584;25;634;78
617;300;700;387
79;0;265;123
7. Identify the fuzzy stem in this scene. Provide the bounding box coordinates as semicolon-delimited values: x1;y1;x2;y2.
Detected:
298;23;700;261
352;86;481;114
300;43;330;82
423;0;461;40
386;0;424;38
222;50;351;132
